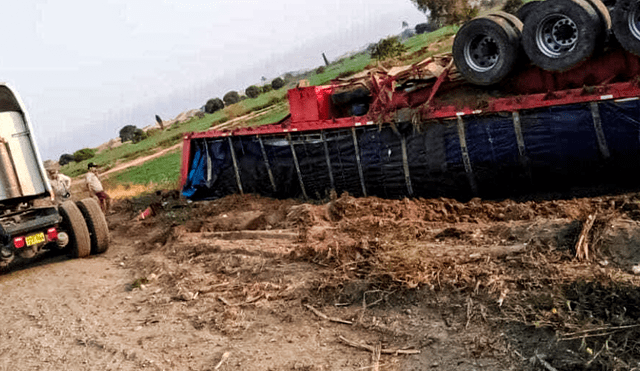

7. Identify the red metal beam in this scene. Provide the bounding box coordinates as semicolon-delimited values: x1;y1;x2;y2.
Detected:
180;133;192;187
185;80;640;139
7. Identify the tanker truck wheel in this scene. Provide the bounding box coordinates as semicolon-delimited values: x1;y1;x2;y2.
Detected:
59;201;91;259
612;0;640;56
76;198;110;255
453;14;522;85
522;0;602;71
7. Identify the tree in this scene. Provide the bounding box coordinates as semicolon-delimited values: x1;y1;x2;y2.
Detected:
370;36;408;60
59;153;75;166
271;77;285;90
410;0;477;26
155;114;164;130
223;91;240;106
204;98;224;114
245;85;261;99
73;148;96;162
262;85;273;93
119;125;139;142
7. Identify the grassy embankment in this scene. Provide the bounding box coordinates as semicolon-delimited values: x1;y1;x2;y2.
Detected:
70;25;460;198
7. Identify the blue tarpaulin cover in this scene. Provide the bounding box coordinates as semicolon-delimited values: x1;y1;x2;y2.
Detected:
182;99;640;201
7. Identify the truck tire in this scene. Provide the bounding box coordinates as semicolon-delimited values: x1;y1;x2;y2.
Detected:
59;201;91;259
522;0;602;71
584;0;611;49
612;0;640;56
453;14;521;86
76;198;110;255
584;0;611;30
516;1;542;22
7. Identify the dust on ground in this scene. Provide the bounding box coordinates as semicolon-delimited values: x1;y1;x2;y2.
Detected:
3;190;640;370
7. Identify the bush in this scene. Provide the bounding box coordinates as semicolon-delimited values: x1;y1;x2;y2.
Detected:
370;36;408;60
132;128;147;143
316;66;326;74
59;153;75;166
415;22;435;34
245;85;261;99
223;91;240;106
271;77;285;90
262;85;273;93
119;125;139;142
204;98;224;114
73;148;96;162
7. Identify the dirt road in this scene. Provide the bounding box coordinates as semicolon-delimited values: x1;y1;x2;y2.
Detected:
2;192;640;370
101;143;182;179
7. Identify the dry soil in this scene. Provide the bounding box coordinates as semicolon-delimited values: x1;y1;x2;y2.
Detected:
2;190;640;371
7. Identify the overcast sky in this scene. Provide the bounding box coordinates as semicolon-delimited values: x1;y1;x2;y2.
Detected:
2;0;427;161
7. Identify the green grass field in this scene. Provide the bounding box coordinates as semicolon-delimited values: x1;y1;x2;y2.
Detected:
306;53;373;86
404;25;459;54
104;149;182;188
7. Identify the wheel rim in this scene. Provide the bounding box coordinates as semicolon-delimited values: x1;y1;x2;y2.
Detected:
464;34;500;72
536;13;578;58
628;2;640;40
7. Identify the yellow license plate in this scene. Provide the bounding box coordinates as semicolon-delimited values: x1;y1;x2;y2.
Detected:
25;232;46;246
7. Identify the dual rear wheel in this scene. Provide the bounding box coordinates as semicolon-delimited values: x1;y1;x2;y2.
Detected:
453;0;621;84
521;0;609;71
59;198;109;259
453;12;523;85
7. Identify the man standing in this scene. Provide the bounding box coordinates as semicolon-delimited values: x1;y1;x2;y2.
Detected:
46;164;71;203
85;163;111;213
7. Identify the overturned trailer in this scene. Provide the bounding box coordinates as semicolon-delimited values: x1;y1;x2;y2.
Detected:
181;3;640;201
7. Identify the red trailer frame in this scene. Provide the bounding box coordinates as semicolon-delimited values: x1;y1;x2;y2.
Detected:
181;49;640;188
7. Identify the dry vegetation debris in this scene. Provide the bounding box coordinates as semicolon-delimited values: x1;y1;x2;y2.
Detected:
110;190;640;370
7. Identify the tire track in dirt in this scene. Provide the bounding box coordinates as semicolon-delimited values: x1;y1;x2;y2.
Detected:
0;237;169;371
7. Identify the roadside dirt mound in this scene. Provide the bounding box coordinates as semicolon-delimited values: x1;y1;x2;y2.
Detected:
116;190;640;370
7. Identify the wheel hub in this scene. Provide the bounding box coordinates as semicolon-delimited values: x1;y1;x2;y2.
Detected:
537;14;578;58
464;34;499;72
